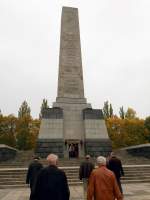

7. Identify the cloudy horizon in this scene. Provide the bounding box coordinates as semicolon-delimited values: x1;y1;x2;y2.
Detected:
0;0;150;119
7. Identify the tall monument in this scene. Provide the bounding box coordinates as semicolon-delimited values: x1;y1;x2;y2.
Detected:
36;7;111;158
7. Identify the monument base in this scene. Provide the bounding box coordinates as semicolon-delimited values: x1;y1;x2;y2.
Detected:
85;139;112;157
35;139;64;158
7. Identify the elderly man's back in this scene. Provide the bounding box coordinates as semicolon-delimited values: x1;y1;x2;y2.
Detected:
87;166;122;200
30;154;70;200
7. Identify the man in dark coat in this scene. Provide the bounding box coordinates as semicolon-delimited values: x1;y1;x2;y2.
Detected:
79;155;94;199
26;156;43;193
107;152;124;193
31;154;70;200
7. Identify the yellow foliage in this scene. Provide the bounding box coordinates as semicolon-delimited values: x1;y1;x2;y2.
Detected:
106;117;148;149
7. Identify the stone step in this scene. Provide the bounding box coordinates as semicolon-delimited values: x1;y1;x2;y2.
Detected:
122;179;150;183
0;160;85;166
0;185;28;189
1;171;150;176
122;176;150;180
0;165;150;187
0;179;150;189
0;180;149;188
1;176;150;181
0;182;83;189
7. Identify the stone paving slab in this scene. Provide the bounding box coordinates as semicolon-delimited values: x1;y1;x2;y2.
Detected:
0;183;150;200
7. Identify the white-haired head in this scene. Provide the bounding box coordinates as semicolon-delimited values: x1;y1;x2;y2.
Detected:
47;154;58;166
97;156;106;166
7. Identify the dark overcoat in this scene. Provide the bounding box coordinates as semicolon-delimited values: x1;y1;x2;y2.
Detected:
107;156;124;193
107;156;124;179
26;160;43;190
31;165;70;200
79;160;94;180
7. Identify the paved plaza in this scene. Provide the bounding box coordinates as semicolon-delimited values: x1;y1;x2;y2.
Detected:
0;183;150;200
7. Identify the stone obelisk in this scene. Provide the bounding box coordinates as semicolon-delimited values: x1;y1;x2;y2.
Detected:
36;7;112;158
57;7;85;102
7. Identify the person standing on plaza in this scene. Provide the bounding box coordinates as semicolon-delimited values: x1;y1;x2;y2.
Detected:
31;153;70;200
107;152;124;193
26;156;43;195
87;156;123;200
79;155;94;199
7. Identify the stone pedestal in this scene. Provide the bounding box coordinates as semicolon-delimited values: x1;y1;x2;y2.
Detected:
36;107;64;158
36;139;64;158
84;139;112;157
83;108;112;157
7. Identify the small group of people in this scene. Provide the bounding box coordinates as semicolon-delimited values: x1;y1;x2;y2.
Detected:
68;143;78;158
79;152;124;200
26;152;124;200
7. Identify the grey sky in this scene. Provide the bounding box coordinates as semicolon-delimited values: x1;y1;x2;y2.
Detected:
0;0;150;119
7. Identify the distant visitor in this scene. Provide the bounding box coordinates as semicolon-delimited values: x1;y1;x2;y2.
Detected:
79;155;94;199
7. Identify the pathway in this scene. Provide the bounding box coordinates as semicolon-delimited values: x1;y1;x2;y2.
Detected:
0;183;150;200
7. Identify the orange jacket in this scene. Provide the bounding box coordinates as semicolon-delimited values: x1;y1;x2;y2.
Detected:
87;166;123;200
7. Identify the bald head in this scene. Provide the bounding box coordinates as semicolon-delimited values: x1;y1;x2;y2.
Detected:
47;154;58;166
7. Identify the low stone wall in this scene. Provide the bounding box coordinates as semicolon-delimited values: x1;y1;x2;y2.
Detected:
123;144;150;158
0;144;17;161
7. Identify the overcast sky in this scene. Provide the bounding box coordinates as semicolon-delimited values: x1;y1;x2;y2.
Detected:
0;0;150;119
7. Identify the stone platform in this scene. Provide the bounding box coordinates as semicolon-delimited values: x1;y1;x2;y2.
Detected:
1;183;150;200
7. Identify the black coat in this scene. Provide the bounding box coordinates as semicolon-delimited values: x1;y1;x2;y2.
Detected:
107;156;124;179
79;160;94;180
26;160;43;190
31;165;70;200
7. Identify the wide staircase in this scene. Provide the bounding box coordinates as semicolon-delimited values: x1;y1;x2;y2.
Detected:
0;150;150;189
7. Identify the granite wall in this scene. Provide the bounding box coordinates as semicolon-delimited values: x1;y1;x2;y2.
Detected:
0;144;17;161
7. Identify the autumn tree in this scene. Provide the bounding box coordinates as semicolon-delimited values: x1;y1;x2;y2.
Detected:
17;101;33;149
29;119;40;148
16;116;41;150
109;104;113;118
144;116;150;131
103;101;109;118
0;115;17;147
123;118;146;146
0;109;2;117
125;107;136;119
18;101;31;119
103;101;114;118
39;99;49;119
119;106;125;119
16;116;32;150
106;117;147;148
